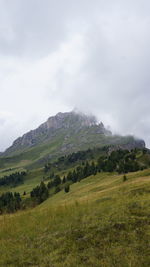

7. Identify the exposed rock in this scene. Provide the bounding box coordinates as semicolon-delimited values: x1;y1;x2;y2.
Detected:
3;111;110;155
108;139;146;154
2;111;145;159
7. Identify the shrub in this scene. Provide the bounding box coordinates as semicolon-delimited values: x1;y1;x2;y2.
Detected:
54;186;61;194
64;184;70;193
123;175;127;182
30;181;49;204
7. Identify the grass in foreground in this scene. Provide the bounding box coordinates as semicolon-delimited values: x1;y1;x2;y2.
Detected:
0;170;150;266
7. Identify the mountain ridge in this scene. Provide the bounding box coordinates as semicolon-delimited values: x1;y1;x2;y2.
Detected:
3;111;111;155
0;111;145;170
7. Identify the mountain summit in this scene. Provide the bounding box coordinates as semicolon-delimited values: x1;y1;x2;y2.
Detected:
4;111;111;155
2;111;145;168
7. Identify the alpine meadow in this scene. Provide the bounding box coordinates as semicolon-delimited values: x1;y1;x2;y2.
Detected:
0;1;150;266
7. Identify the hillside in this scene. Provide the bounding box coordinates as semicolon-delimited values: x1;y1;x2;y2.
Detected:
0;111;145;170
0;135;149;266
0;168;150;266
0;146;149;196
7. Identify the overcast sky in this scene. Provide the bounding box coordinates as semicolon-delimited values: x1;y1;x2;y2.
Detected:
0;0;150;151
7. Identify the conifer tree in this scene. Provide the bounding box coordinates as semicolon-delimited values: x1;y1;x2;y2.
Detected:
64;184;70;193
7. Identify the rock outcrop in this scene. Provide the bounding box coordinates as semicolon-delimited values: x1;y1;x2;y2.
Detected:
2;111;145;162
3;111;111;155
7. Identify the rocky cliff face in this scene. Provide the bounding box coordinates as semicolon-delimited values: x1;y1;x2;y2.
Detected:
41;112;97;129
3;111;145;160
4;111;111;155
108;139;146;154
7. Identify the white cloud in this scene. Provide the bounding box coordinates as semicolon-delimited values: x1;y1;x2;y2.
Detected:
0;0;150;150
0;31;85;150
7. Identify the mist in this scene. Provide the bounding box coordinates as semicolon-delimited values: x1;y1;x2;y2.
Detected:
0;0;150;150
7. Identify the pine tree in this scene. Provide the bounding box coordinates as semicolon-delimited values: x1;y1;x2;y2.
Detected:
123;175;127;182
64;184;70;193
53;175;61;186
66;171;73;181
54;186;61;194
62;176;66;184
72;170;78;183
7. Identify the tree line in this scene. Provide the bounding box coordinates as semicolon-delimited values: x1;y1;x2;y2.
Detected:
0;148;147;214
30;174;70;204
0;171;26;187
57;149;146;186
44;147;148;175
44;146;108;173
0;191;21;214
31;149;146;205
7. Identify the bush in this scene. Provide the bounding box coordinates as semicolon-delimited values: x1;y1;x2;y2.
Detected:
30;181;49;204
64;184;70;193
123;175;127;182
0;191;22;214
54;186;61;194
0;171;26;187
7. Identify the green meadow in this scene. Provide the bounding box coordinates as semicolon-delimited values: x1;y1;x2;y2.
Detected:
0;169;150;267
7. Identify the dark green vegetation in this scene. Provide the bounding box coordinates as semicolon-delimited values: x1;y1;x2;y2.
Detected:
44;147;148;184
0;191;21;214
0;147;149;215
0;171;26;187
0;112;145;170
44;146;108;172
30;181;49;204
64;184;70;193
0;111;149;266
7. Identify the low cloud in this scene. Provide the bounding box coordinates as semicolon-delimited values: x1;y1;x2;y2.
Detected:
0;0;150;150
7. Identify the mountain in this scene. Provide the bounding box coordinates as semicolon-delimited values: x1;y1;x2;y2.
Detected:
4;111;110;154
0;113;150;267
0;111;145;169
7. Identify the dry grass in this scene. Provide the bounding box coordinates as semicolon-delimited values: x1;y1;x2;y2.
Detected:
0;169;150;266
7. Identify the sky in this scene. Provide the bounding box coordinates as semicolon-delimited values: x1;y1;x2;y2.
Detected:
0;0;150;151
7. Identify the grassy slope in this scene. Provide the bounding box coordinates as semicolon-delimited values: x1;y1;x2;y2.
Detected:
0;169;150;266
0;168;43;196
0;148;149;197
0;129;137;171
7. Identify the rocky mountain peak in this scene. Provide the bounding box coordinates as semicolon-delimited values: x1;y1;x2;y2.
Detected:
2;111;145;159
3;111;109;155
40;111;98;130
